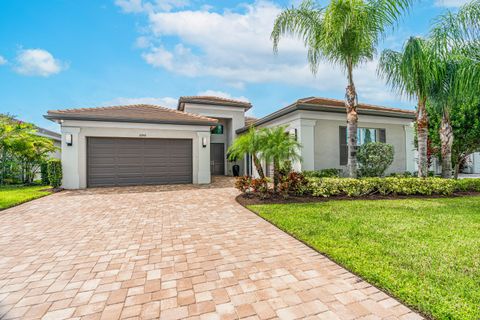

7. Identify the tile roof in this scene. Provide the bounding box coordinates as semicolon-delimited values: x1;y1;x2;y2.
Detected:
178;96;252;110
245;116;258;126
236;96;415;133
45;104;218;126
298;97;415;115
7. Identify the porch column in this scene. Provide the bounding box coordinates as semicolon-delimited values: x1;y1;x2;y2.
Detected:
197;131;211;184
298;120;316;171
61;127;81;189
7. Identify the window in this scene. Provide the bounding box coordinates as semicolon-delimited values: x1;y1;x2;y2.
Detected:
211;125;224;135
339;126;386;165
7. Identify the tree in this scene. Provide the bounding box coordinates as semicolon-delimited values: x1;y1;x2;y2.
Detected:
378;37;436;178
0;114;56;184
271;0;412;178
227;127;267;180
428;1;480;178
427;101;480;178
261;126;301;193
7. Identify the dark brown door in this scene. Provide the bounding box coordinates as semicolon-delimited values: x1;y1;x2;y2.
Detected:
210;143;225;175
87;137;192;187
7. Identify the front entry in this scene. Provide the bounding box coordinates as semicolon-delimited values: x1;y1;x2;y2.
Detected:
210;143;225;175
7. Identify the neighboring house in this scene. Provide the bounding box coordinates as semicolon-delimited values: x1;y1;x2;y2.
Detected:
45;96;417;189
34;126;61;159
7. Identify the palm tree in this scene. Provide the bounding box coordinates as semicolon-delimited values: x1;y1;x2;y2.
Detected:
428;0;480;178
271;0;413;178
378;37;435;178
261;126;301;193
227;127;267;180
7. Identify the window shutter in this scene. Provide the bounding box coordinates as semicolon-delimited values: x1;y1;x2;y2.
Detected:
339;126;348;166
379;129;386;143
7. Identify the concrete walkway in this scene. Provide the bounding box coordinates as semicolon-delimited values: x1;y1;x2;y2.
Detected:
0;179;422;319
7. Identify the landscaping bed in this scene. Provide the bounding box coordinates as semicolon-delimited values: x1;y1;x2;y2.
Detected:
248;196;480;320
0;185;54;210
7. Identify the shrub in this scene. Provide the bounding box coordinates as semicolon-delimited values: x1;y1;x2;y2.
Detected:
357;142;394;177
40;162;49;185
279;171;309;196
303;168;341;178
455;178;480;192
235;176;269;197
47;159;62;188
307;177;465;197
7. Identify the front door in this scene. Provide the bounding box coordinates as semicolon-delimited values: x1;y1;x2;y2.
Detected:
210;143;225;175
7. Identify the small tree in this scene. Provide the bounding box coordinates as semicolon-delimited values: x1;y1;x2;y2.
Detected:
228;128;268;184
357;142;394;177
261;126;301;193
47;159;62;188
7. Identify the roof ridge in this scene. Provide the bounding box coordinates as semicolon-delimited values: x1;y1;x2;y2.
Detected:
179;95;252;106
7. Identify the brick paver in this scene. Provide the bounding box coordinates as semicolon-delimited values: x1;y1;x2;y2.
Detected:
0;178;423;319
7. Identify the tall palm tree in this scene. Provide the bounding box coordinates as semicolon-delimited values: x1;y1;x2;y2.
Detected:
378;37;435;178
261;126;301;193
227;127;267;180
271;0;413;178
429;0;480;178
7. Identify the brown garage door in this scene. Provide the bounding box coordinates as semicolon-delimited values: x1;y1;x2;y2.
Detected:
87;137;192;187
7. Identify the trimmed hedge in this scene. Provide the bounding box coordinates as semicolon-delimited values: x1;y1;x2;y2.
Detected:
307;177;480;197
303;168;341;178
47;159;62;188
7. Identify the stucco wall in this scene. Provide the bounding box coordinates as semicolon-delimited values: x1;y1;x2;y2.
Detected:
253;109;415;175
60;120;211;189
314;119;409;174
183;103;246;175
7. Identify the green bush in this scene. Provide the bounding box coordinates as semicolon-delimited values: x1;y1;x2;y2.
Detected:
455;178;480;192
40;162;49;185
357;142;394;177
303;168;341;178
306;177;477;197
47;159;62;188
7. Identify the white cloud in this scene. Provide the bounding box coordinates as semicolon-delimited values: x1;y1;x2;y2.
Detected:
14;49;66;77
125;1;401;104
0;55;7;65
115;0;189;13
115;0;144;13
435;0;470;7
197;90;250;102
105;96;178;108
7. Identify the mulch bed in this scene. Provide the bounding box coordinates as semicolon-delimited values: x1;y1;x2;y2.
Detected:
236;191;480;206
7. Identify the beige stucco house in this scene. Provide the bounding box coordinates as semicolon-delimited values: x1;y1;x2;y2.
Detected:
46;95;425;189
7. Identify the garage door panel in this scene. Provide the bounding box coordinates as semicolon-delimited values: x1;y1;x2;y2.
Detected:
87;137;192;187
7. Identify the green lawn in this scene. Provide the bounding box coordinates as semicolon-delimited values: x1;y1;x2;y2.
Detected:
249;197;480;320
0;185;52;210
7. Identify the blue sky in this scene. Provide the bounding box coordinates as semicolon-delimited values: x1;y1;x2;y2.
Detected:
0;0;468;131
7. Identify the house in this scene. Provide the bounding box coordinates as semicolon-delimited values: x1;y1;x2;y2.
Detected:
46;95;421;189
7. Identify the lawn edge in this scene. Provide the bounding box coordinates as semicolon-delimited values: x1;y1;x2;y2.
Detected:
0;189;54;211
237;197;432;320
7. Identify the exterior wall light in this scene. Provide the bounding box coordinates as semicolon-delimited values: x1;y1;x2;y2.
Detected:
66;133;73;146
202;137;208;148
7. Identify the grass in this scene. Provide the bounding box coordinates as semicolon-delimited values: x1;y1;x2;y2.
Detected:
248;197;480;320
0;185;52;210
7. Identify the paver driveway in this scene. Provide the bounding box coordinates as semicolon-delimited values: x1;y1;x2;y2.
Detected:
0;179;422;320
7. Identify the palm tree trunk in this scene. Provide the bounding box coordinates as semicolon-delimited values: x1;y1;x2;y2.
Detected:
345;65;358;178
252;154;268;190
416;97;429;178
252;154;265;179
273;158;280;193
440;109;453;179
